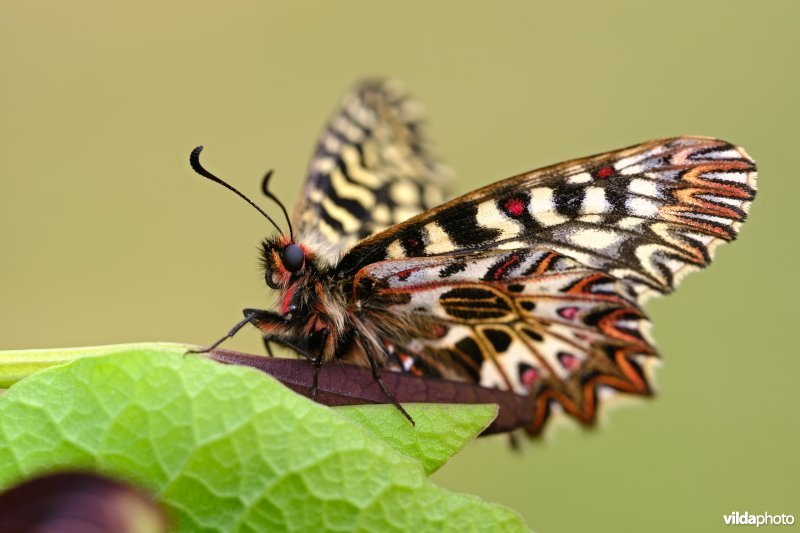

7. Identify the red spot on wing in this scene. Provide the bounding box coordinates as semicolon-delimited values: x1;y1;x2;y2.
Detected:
558;352;581;372
431;324;448;338
504;197;526;217
521;368;540;386
395;268;419;281
596;165;615;179
557;306;579;320
491;253;522;280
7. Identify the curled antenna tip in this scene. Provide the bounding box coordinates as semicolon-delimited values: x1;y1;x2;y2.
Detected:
261;169;274;195
189;146;205;171
187;146;285;236
259;168;294;240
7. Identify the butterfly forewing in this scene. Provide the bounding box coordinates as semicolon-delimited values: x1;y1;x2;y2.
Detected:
336;137;756;303
293;80;451;257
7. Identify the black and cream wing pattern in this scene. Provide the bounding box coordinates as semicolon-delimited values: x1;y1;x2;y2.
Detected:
333;136;756;434
293;80;451;256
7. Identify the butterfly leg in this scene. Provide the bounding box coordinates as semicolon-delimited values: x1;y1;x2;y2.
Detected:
188;309;286;354
262;329;329;400
262;338;275;357
354;330;415;426
310;329;329;401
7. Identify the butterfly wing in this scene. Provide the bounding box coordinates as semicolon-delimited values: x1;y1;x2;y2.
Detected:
352;249;655;435
293;80;450;257
340;136;756;434
337;137;757;303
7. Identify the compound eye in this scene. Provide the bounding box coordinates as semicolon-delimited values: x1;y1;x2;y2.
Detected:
283;244;305;273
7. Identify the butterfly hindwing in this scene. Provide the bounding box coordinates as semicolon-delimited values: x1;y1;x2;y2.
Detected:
337;137;757;303
353;249;655;434
293;80;450;257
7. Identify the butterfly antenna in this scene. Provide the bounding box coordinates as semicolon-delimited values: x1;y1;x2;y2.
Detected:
190;146;284;236
261;170;295;241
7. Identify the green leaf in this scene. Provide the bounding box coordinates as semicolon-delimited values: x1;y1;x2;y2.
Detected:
0;348;527;532
0;342;192;388
0;343;501;473
337;404;497;475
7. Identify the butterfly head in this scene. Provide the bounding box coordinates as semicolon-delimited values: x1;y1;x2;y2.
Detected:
260;235;315;289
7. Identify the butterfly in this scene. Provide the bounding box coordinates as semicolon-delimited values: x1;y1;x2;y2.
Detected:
190;80;757;435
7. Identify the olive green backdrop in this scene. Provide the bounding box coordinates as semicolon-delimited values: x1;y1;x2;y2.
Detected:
2;2;796;532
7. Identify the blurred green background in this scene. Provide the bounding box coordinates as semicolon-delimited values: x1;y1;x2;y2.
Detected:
2;2;797;531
